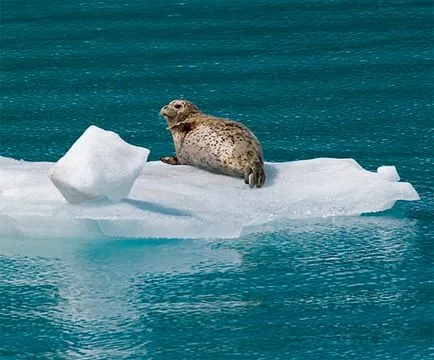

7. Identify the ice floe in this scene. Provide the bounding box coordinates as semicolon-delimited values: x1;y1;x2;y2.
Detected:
0;155;419;239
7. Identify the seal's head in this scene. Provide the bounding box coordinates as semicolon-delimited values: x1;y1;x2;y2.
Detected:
160;99;200;128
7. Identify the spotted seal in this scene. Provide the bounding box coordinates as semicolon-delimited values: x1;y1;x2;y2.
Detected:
160;99;265;188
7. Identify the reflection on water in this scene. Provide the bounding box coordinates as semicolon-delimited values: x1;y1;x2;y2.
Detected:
1;215;432;359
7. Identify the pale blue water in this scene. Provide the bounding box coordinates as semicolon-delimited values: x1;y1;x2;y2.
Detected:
1;0;433;359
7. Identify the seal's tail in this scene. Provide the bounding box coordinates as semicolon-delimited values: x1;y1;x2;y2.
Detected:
244;160;266;189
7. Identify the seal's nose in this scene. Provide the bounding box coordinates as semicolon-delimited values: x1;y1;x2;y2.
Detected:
160;105;168;114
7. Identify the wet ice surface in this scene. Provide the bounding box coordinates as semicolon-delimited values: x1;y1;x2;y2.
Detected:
0;155;419;239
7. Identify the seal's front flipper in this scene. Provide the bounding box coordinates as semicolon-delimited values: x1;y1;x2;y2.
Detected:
160;156;180;165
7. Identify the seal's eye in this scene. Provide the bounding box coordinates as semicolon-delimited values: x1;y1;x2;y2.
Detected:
174;104;182;109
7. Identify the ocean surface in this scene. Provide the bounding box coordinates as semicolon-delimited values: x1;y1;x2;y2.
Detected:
1;0;433;359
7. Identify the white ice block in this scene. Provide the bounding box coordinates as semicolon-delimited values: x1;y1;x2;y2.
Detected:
47;125;149;204
377;166;400;182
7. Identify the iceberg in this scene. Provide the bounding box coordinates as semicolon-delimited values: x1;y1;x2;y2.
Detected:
0;155;419;239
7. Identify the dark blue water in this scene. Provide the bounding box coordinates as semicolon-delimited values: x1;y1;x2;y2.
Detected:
1;0;433;359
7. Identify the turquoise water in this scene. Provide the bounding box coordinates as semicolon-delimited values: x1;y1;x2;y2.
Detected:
1;0;433;359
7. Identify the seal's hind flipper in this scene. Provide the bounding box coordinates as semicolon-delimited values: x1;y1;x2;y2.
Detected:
256;170;265;188
244;161;266;189
244;166;251;185
160;156;180;165
248;173;256;189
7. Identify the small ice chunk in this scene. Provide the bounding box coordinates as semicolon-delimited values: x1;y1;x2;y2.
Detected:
48;125;149;204
377;166;400;182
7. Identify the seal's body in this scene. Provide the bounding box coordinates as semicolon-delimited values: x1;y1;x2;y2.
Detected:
160;99;265;188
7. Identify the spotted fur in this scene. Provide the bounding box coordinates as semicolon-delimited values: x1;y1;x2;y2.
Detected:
160;99;265;188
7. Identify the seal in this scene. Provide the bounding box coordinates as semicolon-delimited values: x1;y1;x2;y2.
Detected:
160;99;265;188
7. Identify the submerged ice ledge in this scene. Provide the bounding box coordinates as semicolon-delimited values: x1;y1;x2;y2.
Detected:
0;156;419;239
